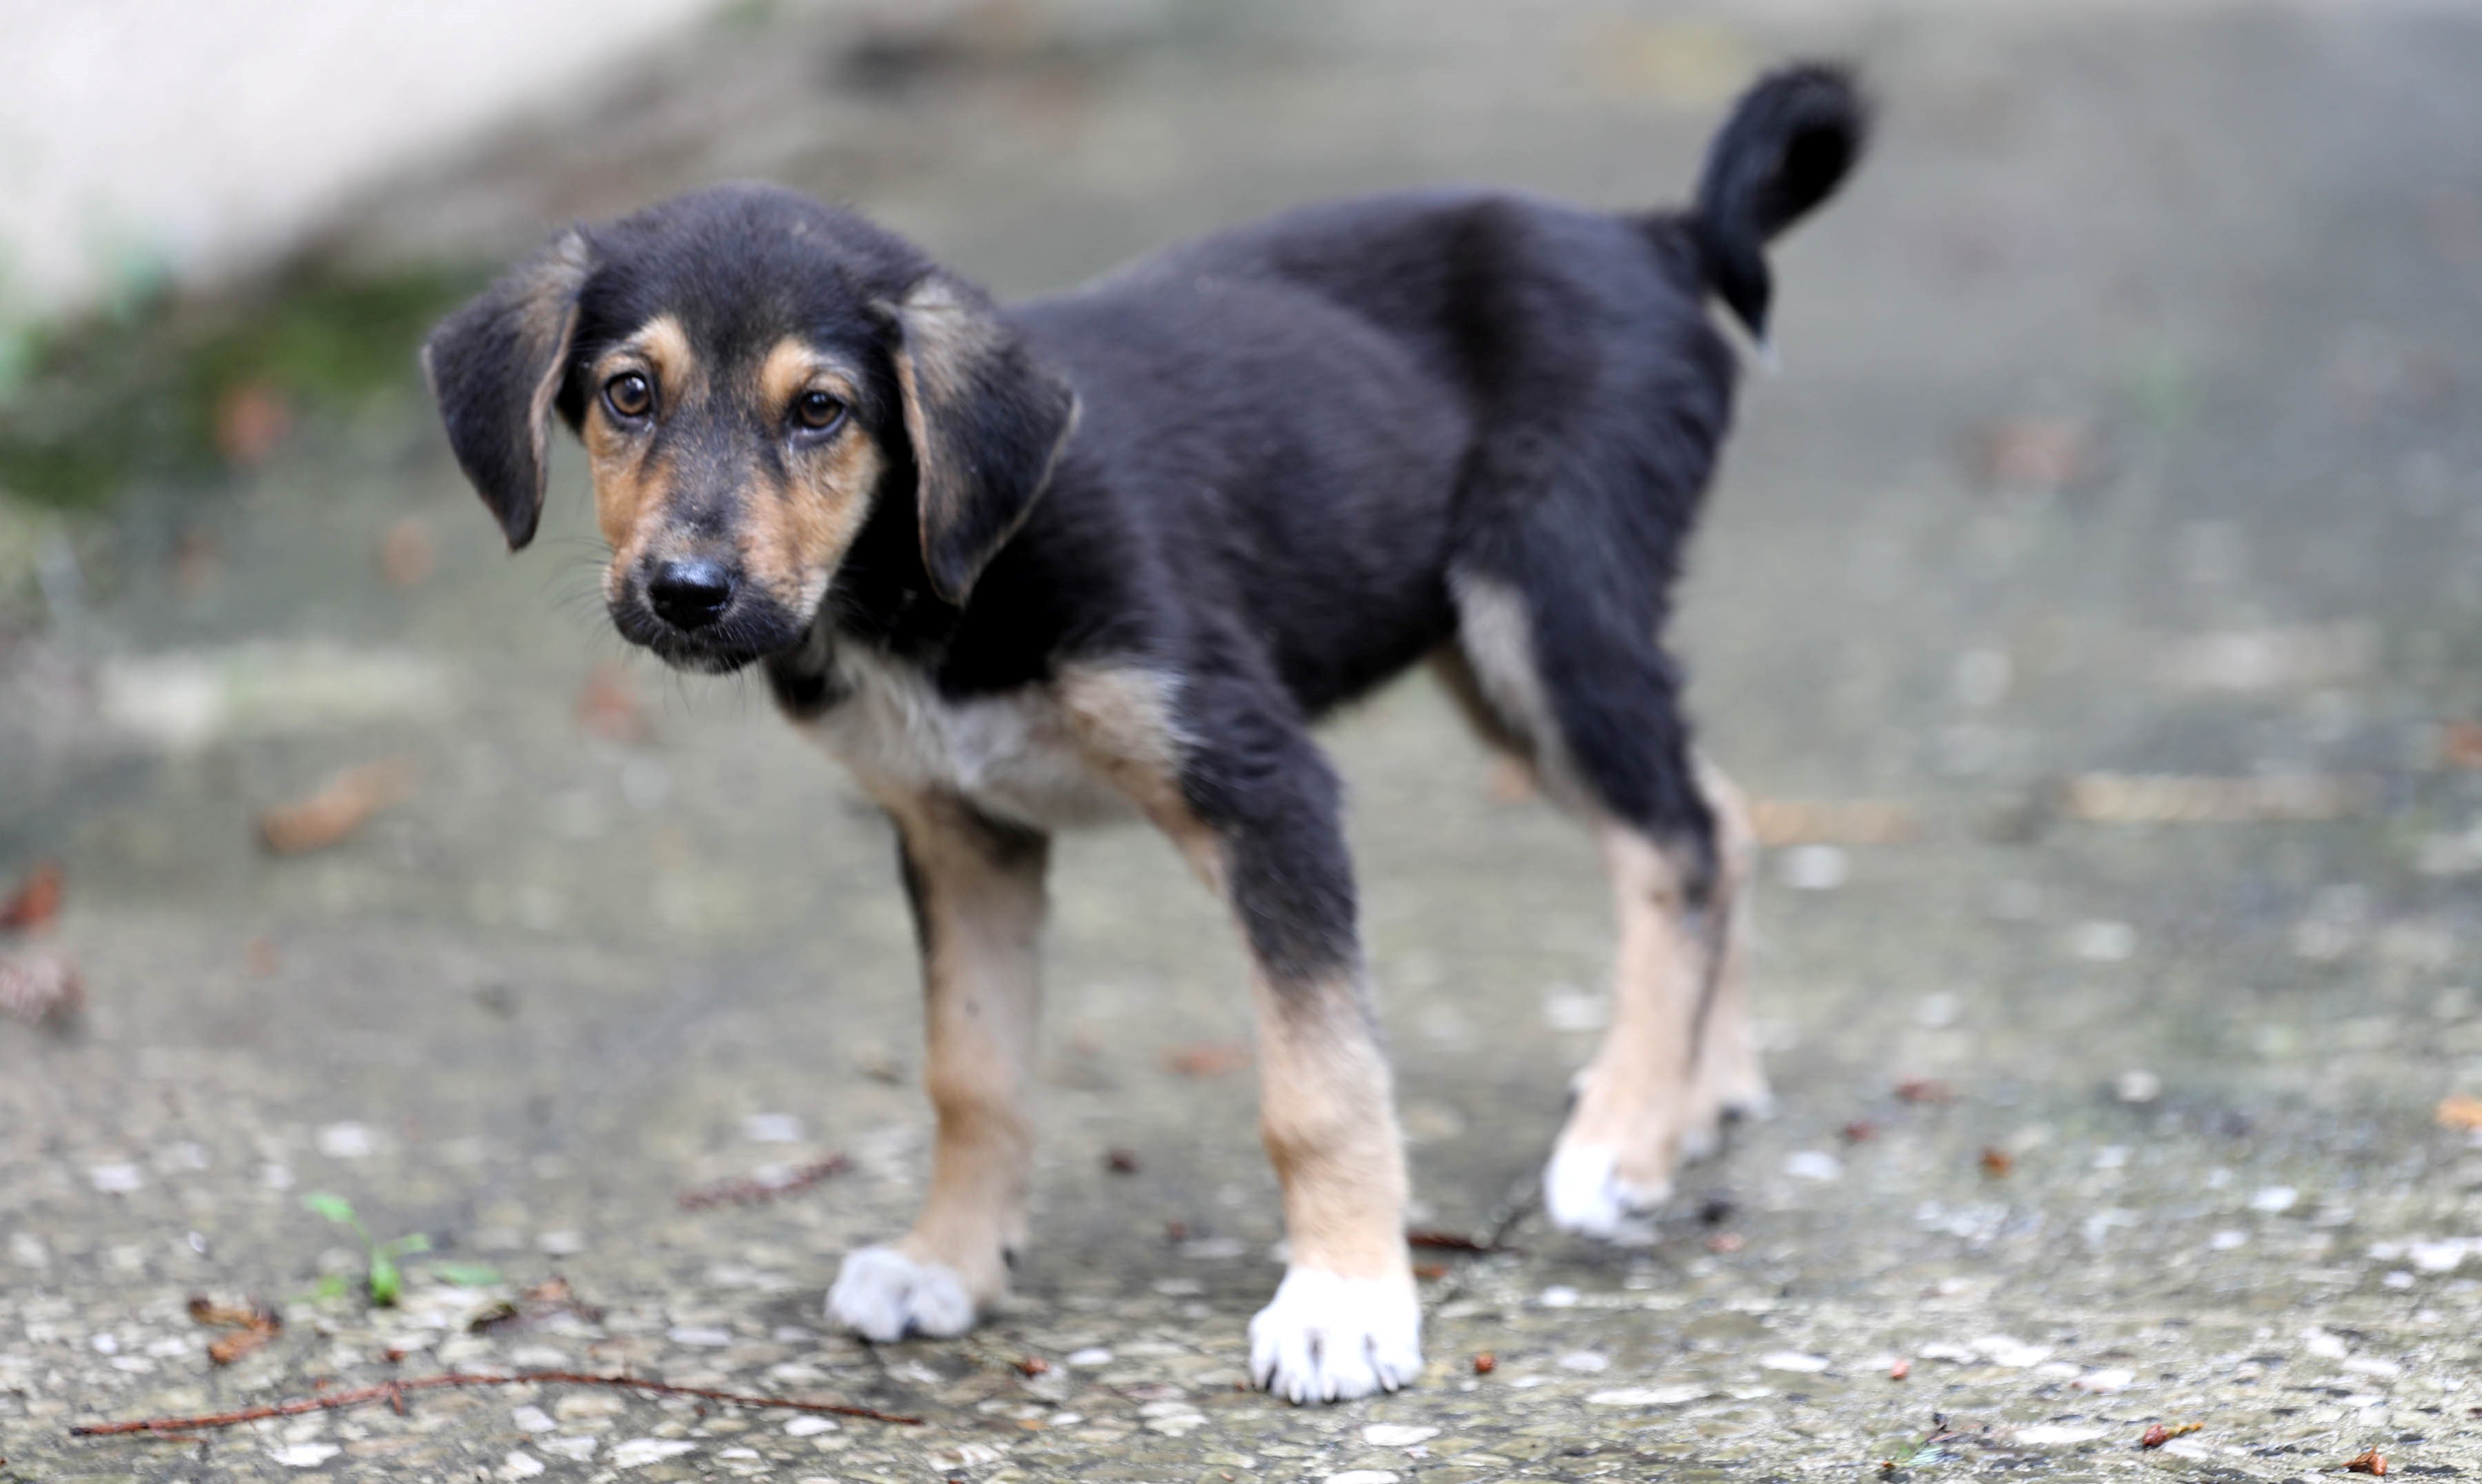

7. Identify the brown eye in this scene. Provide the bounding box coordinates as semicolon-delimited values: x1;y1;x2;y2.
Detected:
793;390;846;432
604;372;653;421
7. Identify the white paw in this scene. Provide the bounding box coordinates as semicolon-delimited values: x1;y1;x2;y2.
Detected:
827;1246;976;1342
1248;1267;1423;1404
1543;1141;1668;1243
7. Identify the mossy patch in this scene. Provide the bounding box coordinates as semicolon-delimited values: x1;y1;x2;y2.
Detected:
0;263;483;511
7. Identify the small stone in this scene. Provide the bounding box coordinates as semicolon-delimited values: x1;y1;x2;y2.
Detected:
1557;1351;1610;1372
2210;1229;2248;1251
89;1163;144;1194
501;1451;547;1480
1779;844;1849;891
1066;1347;1114;1366
270;1443;342;1467
537;1230;584;1256
741;1113;805;1144
2114;1068;2163;1103
1783;1150;1843;1182
1758;1350;1830;1374
315;1123;375;1159
1588;1384;1707;1405
2408;1239;2472;1273
667;1325;734;1347
610;1437;698;1468
2070;921;2136;961
1541;983;1608;1032
785;1416;838;1436
537;1436;598;1461
1363;1424;1440;1446
1539;1285;1581;1308
2016;1424;2109;1445
1973;1335;2051;1367
2249;1185;2298;1212
2072;1367;2135;1392
512;1406;557;1434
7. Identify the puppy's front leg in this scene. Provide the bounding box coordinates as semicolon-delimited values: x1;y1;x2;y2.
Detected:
1248;963;1422;1403
1172;708;1420;1403
829;793;1045;1342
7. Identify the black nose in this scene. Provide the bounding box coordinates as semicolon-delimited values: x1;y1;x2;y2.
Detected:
648;559;734;630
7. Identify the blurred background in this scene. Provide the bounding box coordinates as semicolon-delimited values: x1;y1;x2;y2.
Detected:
5;1;2481;1478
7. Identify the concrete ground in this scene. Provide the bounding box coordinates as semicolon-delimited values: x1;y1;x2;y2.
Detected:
7;1;2482;1480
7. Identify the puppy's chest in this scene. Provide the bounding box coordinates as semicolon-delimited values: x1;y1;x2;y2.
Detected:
795;649;1135;830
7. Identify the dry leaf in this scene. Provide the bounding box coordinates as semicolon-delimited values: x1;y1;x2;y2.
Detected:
1750;799;1919;846
2347;1450;2385;1476
2140;1423;2201;1450
2063;773;2376;824
377;519;436;589
2441;721;2482;770
1979;1147;2015;1179
2436;1094;2482;1132
1163;1042;1250;1078
257;760;417;855
1888;1357;1911;1381
1103;1148;1141;1175
172;529;221;595
576;663;654;745
213;383;292;468
188;1294;281;1366
1484;756;1537;805
0;949;82;1027
1012;1356;1050;1377
1894;1079;1958;1105
0;862;63;932
1974;417;2091;491
1841;1119;1880;1144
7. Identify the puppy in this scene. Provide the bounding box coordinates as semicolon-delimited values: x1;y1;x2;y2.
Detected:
424;63;1865;1403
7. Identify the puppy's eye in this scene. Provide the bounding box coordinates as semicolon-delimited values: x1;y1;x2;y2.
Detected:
792;390;846;432
604;372;654;421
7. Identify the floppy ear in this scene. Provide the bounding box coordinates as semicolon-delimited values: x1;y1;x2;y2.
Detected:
420;230;593;550
887;275;1079;605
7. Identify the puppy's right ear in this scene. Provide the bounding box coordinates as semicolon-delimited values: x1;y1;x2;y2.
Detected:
420;230;593;550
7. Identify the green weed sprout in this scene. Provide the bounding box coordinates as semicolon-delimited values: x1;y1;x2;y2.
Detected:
301;1193;499;1305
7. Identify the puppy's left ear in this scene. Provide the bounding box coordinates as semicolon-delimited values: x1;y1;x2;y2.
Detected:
421;230;594;551
888;275;1079;605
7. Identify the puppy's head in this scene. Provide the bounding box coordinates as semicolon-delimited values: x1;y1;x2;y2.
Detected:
423;183;1077;672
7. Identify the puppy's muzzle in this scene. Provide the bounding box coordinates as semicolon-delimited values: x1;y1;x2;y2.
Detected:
648;558;736;631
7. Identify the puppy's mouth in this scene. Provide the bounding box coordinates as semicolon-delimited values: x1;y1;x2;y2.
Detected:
608;565;808;674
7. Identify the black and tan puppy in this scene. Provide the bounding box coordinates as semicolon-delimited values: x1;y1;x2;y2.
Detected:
425;65;1864;1403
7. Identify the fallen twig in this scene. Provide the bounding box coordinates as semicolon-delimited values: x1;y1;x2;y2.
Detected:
70;1368;921;1436
2063;772;2376;824
1407;1228;1522;1256
676;1154;851;1210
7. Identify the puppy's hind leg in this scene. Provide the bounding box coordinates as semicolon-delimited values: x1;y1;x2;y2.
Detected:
829;792;1045;1343
1445;570;1749;1241
1679;756;1770;1158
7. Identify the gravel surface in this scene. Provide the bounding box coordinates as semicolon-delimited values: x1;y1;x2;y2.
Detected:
6;1;2482;1479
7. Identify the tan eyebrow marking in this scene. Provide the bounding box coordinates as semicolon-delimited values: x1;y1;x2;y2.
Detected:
756;337;861;419
591;313;702;408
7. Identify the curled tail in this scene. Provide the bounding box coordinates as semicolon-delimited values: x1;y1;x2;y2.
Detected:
1692;63;1868;343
